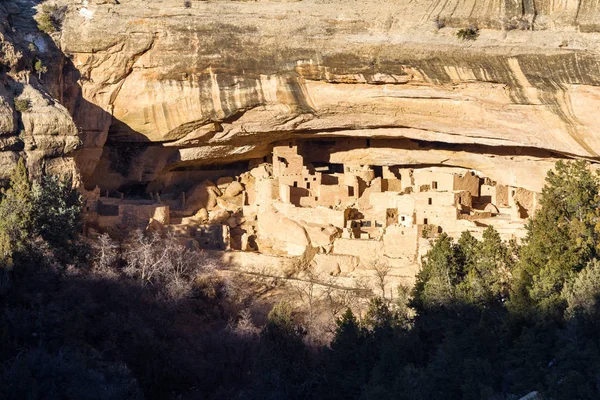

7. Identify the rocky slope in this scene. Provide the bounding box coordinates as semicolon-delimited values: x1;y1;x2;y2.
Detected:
3;0;600;192
0;1;80;181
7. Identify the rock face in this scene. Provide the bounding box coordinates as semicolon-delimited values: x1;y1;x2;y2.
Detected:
0;1;81;181
49;0;600;193
2;0;600;194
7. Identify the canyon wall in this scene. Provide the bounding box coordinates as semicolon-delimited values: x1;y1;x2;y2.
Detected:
1;0;600;192
50;0;600;193
0;1;80;181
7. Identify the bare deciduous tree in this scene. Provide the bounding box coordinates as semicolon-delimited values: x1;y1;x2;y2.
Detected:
122;230;204;301
351;277;373;322
123;230;170;286
91;233;119;273
290;268;330;343
228;308;260;338
372;260;392;300
325;286;360;320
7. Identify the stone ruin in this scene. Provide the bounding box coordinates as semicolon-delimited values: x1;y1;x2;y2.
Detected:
82;138;539;290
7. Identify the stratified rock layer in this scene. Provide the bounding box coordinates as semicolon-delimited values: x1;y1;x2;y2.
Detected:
44;0;600;190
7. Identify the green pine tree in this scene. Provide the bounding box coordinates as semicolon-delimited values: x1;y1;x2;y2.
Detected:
252;301;313;398
512;160;600;316
412;233;463;310
30;175;84;264
459;226;515;305
0;159;32;269
321;309;366;399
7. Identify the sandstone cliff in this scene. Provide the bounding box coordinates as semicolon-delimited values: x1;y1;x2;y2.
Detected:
3;0;600;193
0;1;80;181
48;0;600;193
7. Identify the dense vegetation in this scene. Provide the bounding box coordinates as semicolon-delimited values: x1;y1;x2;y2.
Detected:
1;159;600;399
456;27;480;41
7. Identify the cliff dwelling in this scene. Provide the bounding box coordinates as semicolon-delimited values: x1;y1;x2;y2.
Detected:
83;138;539;288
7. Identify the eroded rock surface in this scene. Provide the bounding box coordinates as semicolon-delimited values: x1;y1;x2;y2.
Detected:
0;1;80;181
48;0;600;192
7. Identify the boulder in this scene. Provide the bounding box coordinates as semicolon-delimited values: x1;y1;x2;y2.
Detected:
208;209;230;224
225;181;244;197
216;176;234;190
250;164;273;180
181;208;209;225
303;223;340;249
311;254;342;276
217;195;243;212
194;208;209;223
256;210;312;256
185;181;221;212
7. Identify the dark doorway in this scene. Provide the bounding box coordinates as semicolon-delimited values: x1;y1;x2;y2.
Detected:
373;166;383;179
